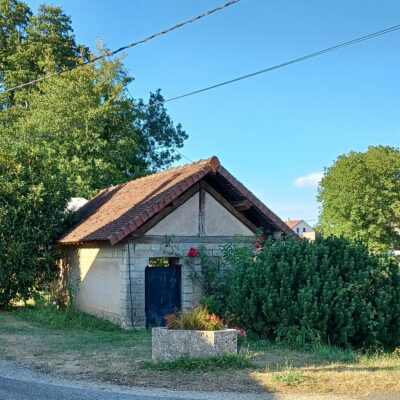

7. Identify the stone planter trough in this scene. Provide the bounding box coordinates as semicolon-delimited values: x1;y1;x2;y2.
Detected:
152;327;238;362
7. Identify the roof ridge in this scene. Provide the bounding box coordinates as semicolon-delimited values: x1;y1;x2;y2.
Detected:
103;156;219;192
107;157;220;244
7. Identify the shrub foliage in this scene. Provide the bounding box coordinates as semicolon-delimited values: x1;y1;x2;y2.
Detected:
0;141;71;306
209;237;400;349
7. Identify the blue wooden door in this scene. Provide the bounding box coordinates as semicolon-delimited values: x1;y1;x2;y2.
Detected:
145;265;181;327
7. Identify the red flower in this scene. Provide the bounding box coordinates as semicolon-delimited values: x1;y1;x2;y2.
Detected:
254;242;262;249
187;247;199;257
258;236;265;243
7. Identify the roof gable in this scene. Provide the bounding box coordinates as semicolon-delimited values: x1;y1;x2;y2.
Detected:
285;220;302;229
145;191;200;236
59;156;297;245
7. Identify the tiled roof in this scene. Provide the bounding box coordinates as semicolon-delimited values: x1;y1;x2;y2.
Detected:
284;220;302;229
59;156;296;245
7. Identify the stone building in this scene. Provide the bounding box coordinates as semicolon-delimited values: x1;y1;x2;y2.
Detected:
58;156;296;328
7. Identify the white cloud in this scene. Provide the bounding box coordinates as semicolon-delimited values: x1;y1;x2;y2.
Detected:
293;172;324;188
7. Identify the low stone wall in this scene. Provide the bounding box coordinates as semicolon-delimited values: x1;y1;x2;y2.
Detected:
152;327;237;361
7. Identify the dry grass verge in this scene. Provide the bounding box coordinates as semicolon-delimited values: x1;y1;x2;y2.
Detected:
0;308;399;398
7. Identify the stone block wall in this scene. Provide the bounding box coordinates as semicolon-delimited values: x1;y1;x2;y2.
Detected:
120;239;225;329
64;239;228;330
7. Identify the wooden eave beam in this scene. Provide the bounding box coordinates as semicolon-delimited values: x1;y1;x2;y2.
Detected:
231;199;252;211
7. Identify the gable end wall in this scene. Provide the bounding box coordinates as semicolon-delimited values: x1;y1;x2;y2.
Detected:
145;189;254;238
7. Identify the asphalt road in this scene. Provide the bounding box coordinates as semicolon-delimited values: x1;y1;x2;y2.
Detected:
0;361;273;400
0;376;197;400
3;361;399;400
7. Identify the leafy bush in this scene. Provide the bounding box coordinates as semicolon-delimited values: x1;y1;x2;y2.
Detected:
0;141;71;307
221;237;400;349
165;305;223;331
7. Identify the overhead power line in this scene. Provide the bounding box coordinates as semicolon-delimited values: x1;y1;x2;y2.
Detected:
0;0;240;95
172;147;194;163
161;23;400;104
2;23;399;146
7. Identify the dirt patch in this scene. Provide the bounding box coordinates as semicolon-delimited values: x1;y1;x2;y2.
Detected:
1;310;399;397
0;312;266;393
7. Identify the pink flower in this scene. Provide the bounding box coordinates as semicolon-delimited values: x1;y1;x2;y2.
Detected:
234;326;247;337
187;247;199;257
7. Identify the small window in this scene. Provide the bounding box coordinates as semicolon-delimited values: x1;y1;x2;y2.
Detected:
148;257;179;267
296;227;300;234
303;228;306;233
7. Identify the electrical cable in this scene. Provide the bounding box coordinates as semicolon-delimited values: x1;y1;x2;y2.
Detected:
161;23;400;104
1;23;399;147
0;0;240;95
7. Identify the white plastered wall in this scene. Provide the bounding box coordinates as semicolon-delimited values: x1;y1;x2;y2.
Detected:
204;192;254;236
66;245;125;324
146;190;254;238
293;221;314;237
146;192;200;236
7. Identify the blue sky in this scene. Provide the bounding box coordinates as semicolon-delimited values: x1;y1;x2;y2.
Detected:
26;0;400;224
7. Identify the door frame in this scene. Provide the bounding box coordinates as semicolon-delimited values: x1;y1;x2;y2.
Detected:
144;264;182;328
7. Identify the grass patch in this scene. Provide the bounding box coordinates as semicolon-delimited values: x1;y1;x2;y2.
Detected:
312;343;358;363
272;369;309;386
142;354;254;372
16;304;123;332
245;336;358;365
1;307;400;396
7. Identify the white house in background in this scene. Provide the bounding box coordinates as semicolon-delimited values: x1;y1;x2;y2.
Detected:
284;219;316;241
67;197;88;212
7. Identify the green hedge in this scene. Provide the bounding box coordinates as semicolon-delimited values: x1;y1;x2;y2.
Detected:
222;237;400;349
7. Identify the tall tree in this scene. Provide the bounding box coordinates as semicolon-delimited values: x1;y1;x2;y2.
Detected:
9;50;187;197
0;1;88;109
0;137;72;306
317;146;400;251
1;1;188;196
0;0;188;305
0;0;31;83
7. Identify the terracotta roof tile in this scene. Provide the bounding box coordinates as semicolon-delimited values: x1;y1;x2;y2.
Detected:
284;220;302;229
59;157;216;244
59;156;297;245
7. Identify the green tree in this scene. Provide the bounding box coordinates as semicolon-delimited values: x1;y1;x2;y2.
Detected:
317;146;400;251
0;0;31;85
9;50;187;197
0;137;72;306
1;0;188;197
0;0;188;305
0;1;88;108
